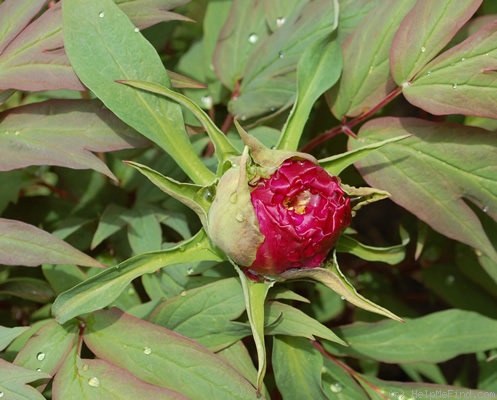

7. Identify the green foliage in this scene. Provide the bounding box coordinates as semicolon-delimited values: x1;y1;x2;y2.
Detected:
1;0;496;399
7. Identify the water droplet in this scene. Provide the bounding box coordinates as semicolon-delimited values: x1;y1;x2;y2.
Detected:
187;267;194;275
482;205;489;213
229;192;238;204
143;346;152;355
98;11;105;18
330;382;343;393
340;296;346;300
235;213;245;222
240;114;247;121
402;81;410;88
0;392;4;398
88;377;100;387
134;27;140;33
278;50;285;59
178;246;185;252
461;57;466;62
475;249;483;257
270;106;276;112
421;46;426;53
127;287;136;296
445;275;455;285
36;352;45;361
82;364;89;371
426;70;432;75
180;290;187;297
452;83;458;89
203;189;214;202
276;17;286;28
248;33;259;44
36;368;42;372
200;95;213;109
368;66;374;74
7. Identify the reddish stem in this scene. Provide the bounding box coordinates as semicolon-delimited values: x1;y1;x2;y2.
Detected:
301;86;403;153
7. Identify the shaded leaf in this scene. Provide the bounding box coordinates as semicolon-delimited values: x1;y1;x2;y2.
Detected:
0;359;50;400
390;0;481;84
52;229;223;324
53;347;188;400
150;278;246;350
404;19;497;118
84;308;261;399
0;99;148;180
62;0;214;184
325;309;497;363
0;278;55;303
118;0;191;29
351;117;497;268
329;0;416;119
0;218;104;268
272;336;328;400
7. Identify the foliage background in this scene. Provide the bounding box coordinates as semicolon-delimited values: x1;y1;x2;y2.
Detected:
0;0;497;399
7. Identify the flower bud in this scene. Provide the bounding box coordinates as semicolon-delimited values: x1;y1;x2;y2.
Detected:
207;131;351;277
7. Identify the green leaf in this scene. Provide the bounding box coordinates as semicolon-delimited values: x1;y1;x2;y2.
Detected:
14;319;78;378
235;266;274;395
83;308;262;399
0;278;55;303
341;184;391;213
277;32;342;151
279;252;403;322
0;100;147;180
0;218;104;268
125;161;214;228
62;0;214;184
52;347;188;400
272;336;328;400
329;0;416;119
350;117;497;269
390;0;481;84
52;229;223;324
119;79;240;167
336;230;408;265
0;359;50;400
319;134;411;176
125;206;163;254
324;309;497;363
0;326;30;352
321;356;370;399
404;18;497;118
265;301;346;345
150;278;246;351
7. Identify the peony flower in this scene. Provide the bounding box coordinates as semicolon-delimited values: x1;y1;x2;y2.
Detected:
207;141;351;278
248;159;351;276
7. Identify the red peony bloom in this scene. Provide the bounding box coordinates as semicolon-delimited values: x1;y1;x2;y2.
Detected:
248;159;351;276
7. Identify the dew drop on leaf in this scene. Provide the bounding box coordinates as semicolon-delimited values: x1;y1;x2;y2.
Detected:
482;205;489;213
278;50;285;59
276;17;286;28
445;275;455;285
204;189;214;202
248;33;259;44
98;11;105;18
0;392;4;398
134;27;140;33
421;46;426;52
452;83;458;89
201;95;213;109
187;267;194;275
36;352;45;361
82;364;89;371
461;57;466;62
143;346;152;355
340;296;346;300
180;290;187;297
88;377;100;387
330;382;343;393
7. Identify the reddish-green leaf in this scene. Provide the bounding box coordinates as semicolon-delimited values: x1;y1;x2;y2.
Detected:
53;348;188;400
404;19;497;118
350;117;497;269
328;0;416;119
0;100;148;180
0;278;55;303
390;0;481;84
0;359;50;400
0;218;105;268
84;308;261;399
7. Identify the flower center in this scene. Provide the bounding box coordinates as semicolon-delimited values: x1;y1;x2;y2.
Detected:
283;190;311;214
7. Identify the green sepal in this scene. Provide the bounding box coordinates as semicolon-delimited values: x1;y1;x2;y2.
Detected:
125;161;215;228
336;227;410;265
279;251;403;322
341;184;391;214
233;262;274;395
119;79;240;170
319;135;411;176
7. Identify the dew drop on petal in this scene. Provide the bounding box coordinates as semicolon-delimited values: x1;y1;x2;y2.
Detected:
229;192;238;204
248;33;259;44
88;377;100;387
330;382;343;393
235;213;245;222
98;11;105;18
143;346;152;355
36;352;46;361
276;17;286;27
